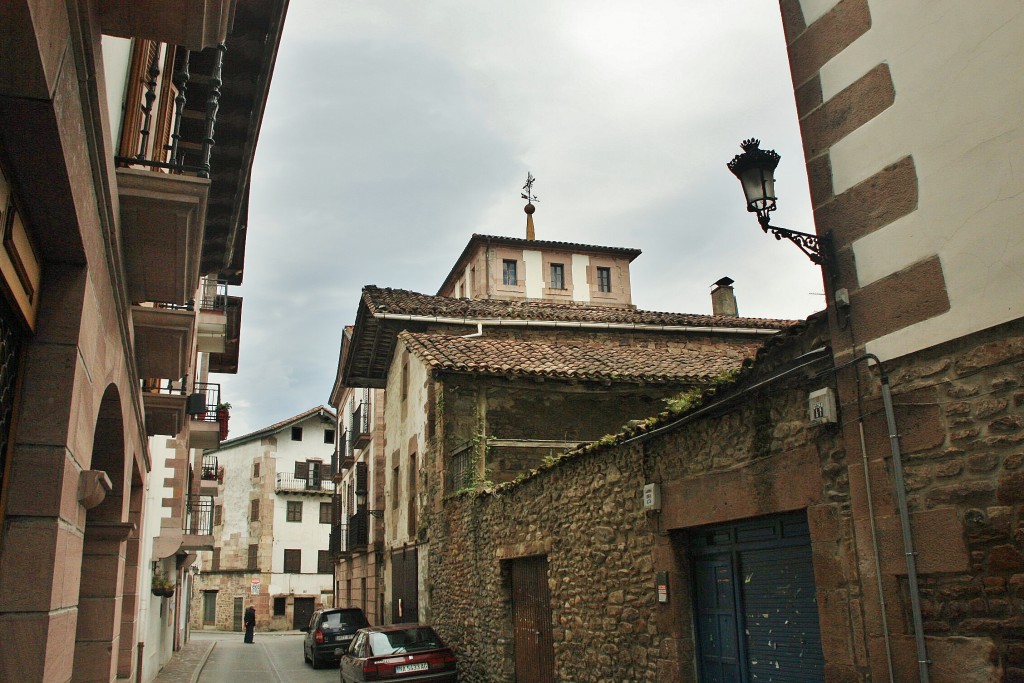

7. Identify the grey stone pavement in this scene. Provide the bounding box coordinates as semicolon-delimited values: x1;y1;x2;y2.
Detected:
153;630;338;683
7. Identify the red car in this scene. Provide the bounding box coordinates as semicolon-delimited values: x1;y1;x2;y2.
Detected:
339;624;457;682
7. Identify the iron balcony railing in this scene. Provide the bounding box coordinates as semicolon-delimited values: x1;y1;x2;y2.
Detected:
200;454;218;481
186;382;221;422
274;474;335;494
199;278;228;313
184;495;214;535
352;402;371;448
114;43;226;178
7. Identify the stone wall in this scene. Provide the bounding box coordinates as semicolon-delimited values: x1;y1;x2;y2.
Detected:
428;314;1024;681
427;318;847;682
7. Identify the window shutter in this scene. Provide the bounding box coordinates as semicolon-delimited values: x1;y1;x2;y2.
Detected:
356;462;368;493
295;461;309;480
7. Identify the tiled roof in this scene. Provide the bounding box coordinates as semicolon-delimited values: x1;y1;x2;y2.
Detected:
364;286;798;330
400;331;757;383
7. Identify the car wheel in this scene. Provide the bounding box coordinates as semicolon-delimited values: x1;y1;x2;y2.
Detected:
303;645;309;664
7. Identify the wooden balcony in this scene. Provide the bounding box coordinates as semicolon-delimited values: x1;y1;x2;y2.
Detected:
99;0;235;51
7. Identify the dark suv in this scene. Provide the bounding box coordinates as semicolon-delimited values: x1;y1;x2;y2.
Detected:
302;607;370;668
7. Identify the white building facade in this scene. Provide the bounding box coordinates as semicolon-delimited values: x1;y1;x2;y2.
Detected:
190;407;338;632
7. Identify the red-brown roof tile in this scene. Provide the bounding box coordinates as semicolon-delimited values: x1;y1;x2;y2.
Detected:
399;331;756;383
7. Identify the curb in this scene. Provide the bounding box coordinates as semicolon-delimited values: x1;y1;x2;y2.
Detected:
188;641;216;683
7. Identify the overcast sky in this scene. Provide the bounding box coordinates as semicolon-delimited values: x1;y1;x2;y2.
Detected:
219;0;825;436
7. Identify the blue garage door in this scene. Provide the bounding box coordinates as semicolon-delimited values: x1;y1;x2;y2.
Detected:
690;511;824;683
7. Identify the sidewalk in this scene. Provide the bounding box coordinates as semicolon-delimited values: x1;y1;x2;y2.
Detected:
150;631;305;683
152;639;216;683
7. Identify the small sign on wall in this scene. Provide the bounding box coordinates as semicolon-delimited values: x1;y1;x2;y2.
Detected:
251;577;261;595
656;571;669;604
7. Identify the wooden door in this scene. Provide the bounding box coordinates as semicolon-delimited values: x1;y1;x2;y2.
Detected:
293;597;316;630
232;597;243;631
391;548;419;623
510;555;554;683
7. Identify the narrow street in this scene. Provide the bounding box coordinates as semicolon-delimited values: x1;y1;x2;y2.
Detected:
194;632;338;683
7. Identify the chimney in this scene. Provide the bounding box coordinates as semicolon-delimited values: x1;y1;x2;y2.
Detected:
711;277;738;317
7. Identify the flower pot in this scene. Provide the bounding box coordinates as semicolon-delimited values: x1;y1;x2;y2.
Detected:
217;409;229;440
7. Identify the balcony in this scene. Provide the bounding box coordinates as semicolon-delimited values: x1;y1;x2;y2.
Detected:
208;295;242;374
275;474;334;496
133;303;196;380
340;430;355;471
141;377;188;437
181;495;214;550
197;279;228;353
329;523;347;559
199;453;220;495
186;382;225;450
352;403;371;449
99;0;234;51
117;40;228;306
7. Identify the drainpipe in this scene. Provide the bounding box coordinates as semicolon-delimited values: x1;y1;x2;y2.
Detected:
461;323;484;338
833;354;929;683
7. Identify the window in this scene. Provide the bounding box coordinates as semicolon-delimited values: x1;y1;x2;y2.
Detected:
203;591;217;624
214;505;223;526
295;461;309;480
447;445;471;495
287;501;303;522
550;263;565;290
597;266;612;293
250;499;259;522
291;426;303;441
318;550;331;574
284;549;301;573
252;460;260;478
502;259;518;286
273;597;286;616
248;544;258;570
211;548;220;571
320;502;331;524
324;429;335;444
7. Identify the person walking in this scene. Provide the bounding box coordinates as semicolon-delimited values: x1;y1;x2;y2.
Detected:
243;604;256;643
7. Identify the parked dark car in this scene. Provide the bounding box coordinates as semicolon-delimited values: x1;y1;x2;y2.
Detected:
339;624;457;682
302;607;370;668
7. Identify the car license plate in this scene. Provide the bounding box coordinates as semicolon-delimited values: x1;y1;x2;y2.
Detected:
396;662;429;674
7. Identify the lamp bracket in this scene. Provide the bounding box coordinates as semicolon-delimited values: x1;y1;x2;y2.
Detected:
757;212;825;265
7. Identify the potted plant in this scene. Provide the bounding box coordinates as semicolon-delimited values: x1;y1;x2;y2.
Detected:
216;402;231;441
151;569;175;598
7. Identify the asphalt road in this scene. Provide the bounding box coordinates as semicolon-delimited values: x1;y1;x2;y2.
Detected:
195;632;339;683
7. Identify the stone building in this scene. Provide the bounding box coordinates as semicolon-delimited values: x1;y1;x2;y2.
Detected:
421;1;1024;682
190;407;338;633
0;2;287;681
330;226;796;628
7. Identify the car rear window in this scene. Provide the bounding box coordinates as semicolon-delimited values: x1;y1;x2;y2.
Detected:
368;627;444;655
322;610;369;629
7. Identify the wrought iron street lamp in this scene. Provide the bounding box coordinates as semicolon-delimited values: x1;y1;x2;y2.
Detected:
727;138;826;265
356;490;384;518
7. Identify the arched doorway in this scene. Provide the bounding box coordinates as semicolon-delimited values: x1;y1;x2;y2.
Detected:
72;385;132;683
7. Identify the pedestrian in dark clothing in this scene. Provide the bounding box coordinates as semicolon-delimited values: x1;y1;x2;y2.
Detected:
243;604;256;643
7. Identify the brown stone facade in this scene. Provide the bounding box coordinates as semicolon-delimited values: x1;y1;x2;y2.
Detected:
426;313;1024;681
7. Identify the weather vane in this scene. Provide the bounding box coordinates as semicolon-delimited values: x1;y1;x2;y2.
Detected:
521;172;538;204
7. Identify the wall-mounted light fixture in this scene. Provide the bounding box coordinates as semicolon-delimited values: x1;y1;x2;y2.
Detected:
727;138;827;265
355;490;384;518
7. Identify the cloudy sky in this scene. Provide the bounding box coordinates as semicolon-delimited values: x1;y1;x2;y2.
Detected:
219;0;825;436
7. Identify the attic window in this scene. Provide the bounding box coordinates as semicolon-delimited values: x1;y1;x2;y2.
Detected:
291;427;303;441
324;429;335;444
502;259;518;286
597;266;612;293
